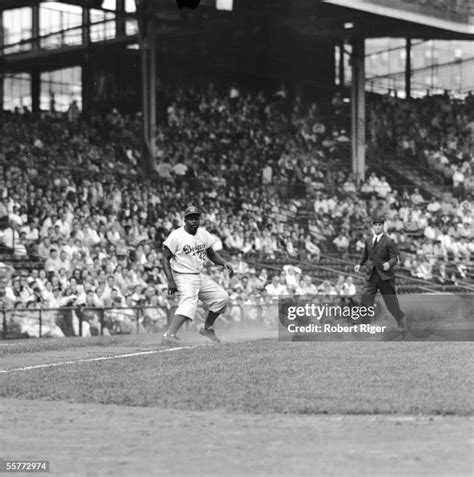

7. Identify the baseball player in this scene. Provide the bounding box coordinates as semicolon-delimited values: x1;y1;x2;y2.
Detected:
161;205;234;345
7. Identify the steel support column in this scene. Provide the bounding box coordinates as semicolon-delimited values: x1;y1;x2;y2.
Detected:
116;0;126;37
338;42;344;87
350;38;365;183
31;3;40;112
139;13;157;173
82;7;91;113
31;71;40;112
149;22;156;160
0;11;4;111
405;38;411;99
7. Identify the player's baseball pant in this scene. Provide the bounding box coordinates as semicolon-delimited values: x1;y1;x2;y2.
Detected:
173;273;229;320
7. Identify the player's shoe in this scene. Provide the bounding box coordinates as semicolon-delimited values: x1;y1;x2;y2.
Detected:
199;327;221;343
161;334;181;346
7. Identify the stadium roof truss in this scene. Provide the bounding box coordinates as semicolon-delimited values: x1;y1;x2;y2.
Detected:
0;0;104;9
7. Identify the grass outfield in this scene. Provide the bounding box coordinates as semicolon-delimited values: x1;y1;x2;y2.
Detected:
0;339;472;415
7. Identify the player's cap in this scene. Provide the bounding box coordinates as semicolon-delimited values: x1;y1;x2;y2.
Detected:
372;216;385;224
184;206;201;217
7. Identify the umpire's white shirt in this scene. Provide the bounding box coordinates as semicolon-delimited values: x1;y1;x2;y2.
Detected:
163;226;215;274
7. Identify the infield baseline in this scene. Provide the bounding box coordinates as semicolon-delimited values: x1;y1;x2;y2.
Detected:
0;345;199;374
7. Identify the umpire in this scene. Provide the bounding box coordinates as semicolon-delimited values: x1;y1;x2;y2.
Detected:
354;216;406;332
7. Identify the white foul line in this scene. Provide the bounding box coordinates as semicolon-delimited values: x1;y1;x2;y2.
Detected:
0;346;196;374
0;342;30;347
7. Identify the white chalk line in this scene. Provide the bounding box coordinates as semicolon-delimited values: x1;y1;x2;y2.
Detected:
0;341;31;347
0;345;197;374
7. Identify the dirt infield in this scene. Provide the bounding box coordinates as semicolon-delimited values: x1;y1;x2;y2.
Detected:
1;398;472;476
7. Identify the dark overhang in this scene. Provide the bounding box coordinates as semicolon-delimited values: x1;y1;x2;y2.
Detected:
145;0;474;41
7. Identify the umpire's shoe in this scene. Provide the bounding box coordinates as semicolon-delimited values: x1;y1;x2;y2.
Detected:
162;334;181;346
396;313;408;339
199;327;221;343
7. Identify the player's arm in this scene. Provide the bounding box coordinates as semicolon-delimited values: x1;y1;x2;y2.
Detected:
162;246;178;294
206;247;234;277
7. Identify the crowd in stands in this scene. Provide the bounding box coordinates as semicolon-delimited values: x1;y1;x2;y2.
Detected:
0;83;473;337
368;93;474;196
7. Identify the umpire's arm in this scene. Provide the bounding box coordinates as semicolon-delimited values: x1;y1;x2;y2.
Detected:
206;247;234;277
162;246;178;294
385;238;399;269
354;241;368;273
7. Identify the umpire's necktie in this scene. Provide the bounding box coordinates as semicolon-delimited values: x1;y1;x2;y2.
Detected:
373;236;379;248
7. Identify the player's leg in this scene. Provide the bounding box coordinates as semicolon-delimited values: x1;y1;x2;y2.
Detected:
163;275;199;344
198;274;229;343
163;314;189;341
204;310;220;330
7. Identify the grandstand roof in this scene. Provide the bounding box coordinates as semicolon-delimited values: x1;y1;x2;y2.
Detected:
243;0;473;40
153;0;474;41
1;0;472;42
323;0;474;37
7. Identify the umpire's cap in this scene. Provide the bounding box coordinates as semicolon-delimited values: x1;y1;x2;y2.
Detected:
372;215;385;224
184;205;201;217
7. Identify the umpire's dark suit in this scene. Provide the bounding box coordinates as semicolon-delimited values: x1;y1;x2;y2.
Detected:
358;233;404;325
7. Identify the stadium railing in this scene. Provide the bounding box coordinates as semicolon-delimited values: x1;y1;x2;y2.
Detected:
0;305;169;339
0;303;280;340
1;16;137;55
370;145;473;200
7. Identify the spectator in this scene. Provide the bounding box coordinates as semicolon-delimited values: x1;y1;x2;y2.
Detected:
296;275;318;295
4;277;30;306
304;234;321;261
332;231;350;258
265;276;288;299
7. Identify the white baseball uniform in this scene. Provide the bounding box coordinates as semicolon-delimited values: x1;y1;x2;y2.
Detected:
163;226;229;320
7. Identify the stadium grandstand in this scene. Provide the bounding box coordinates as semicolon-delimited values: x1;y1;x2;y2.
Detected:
0;0;473;339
